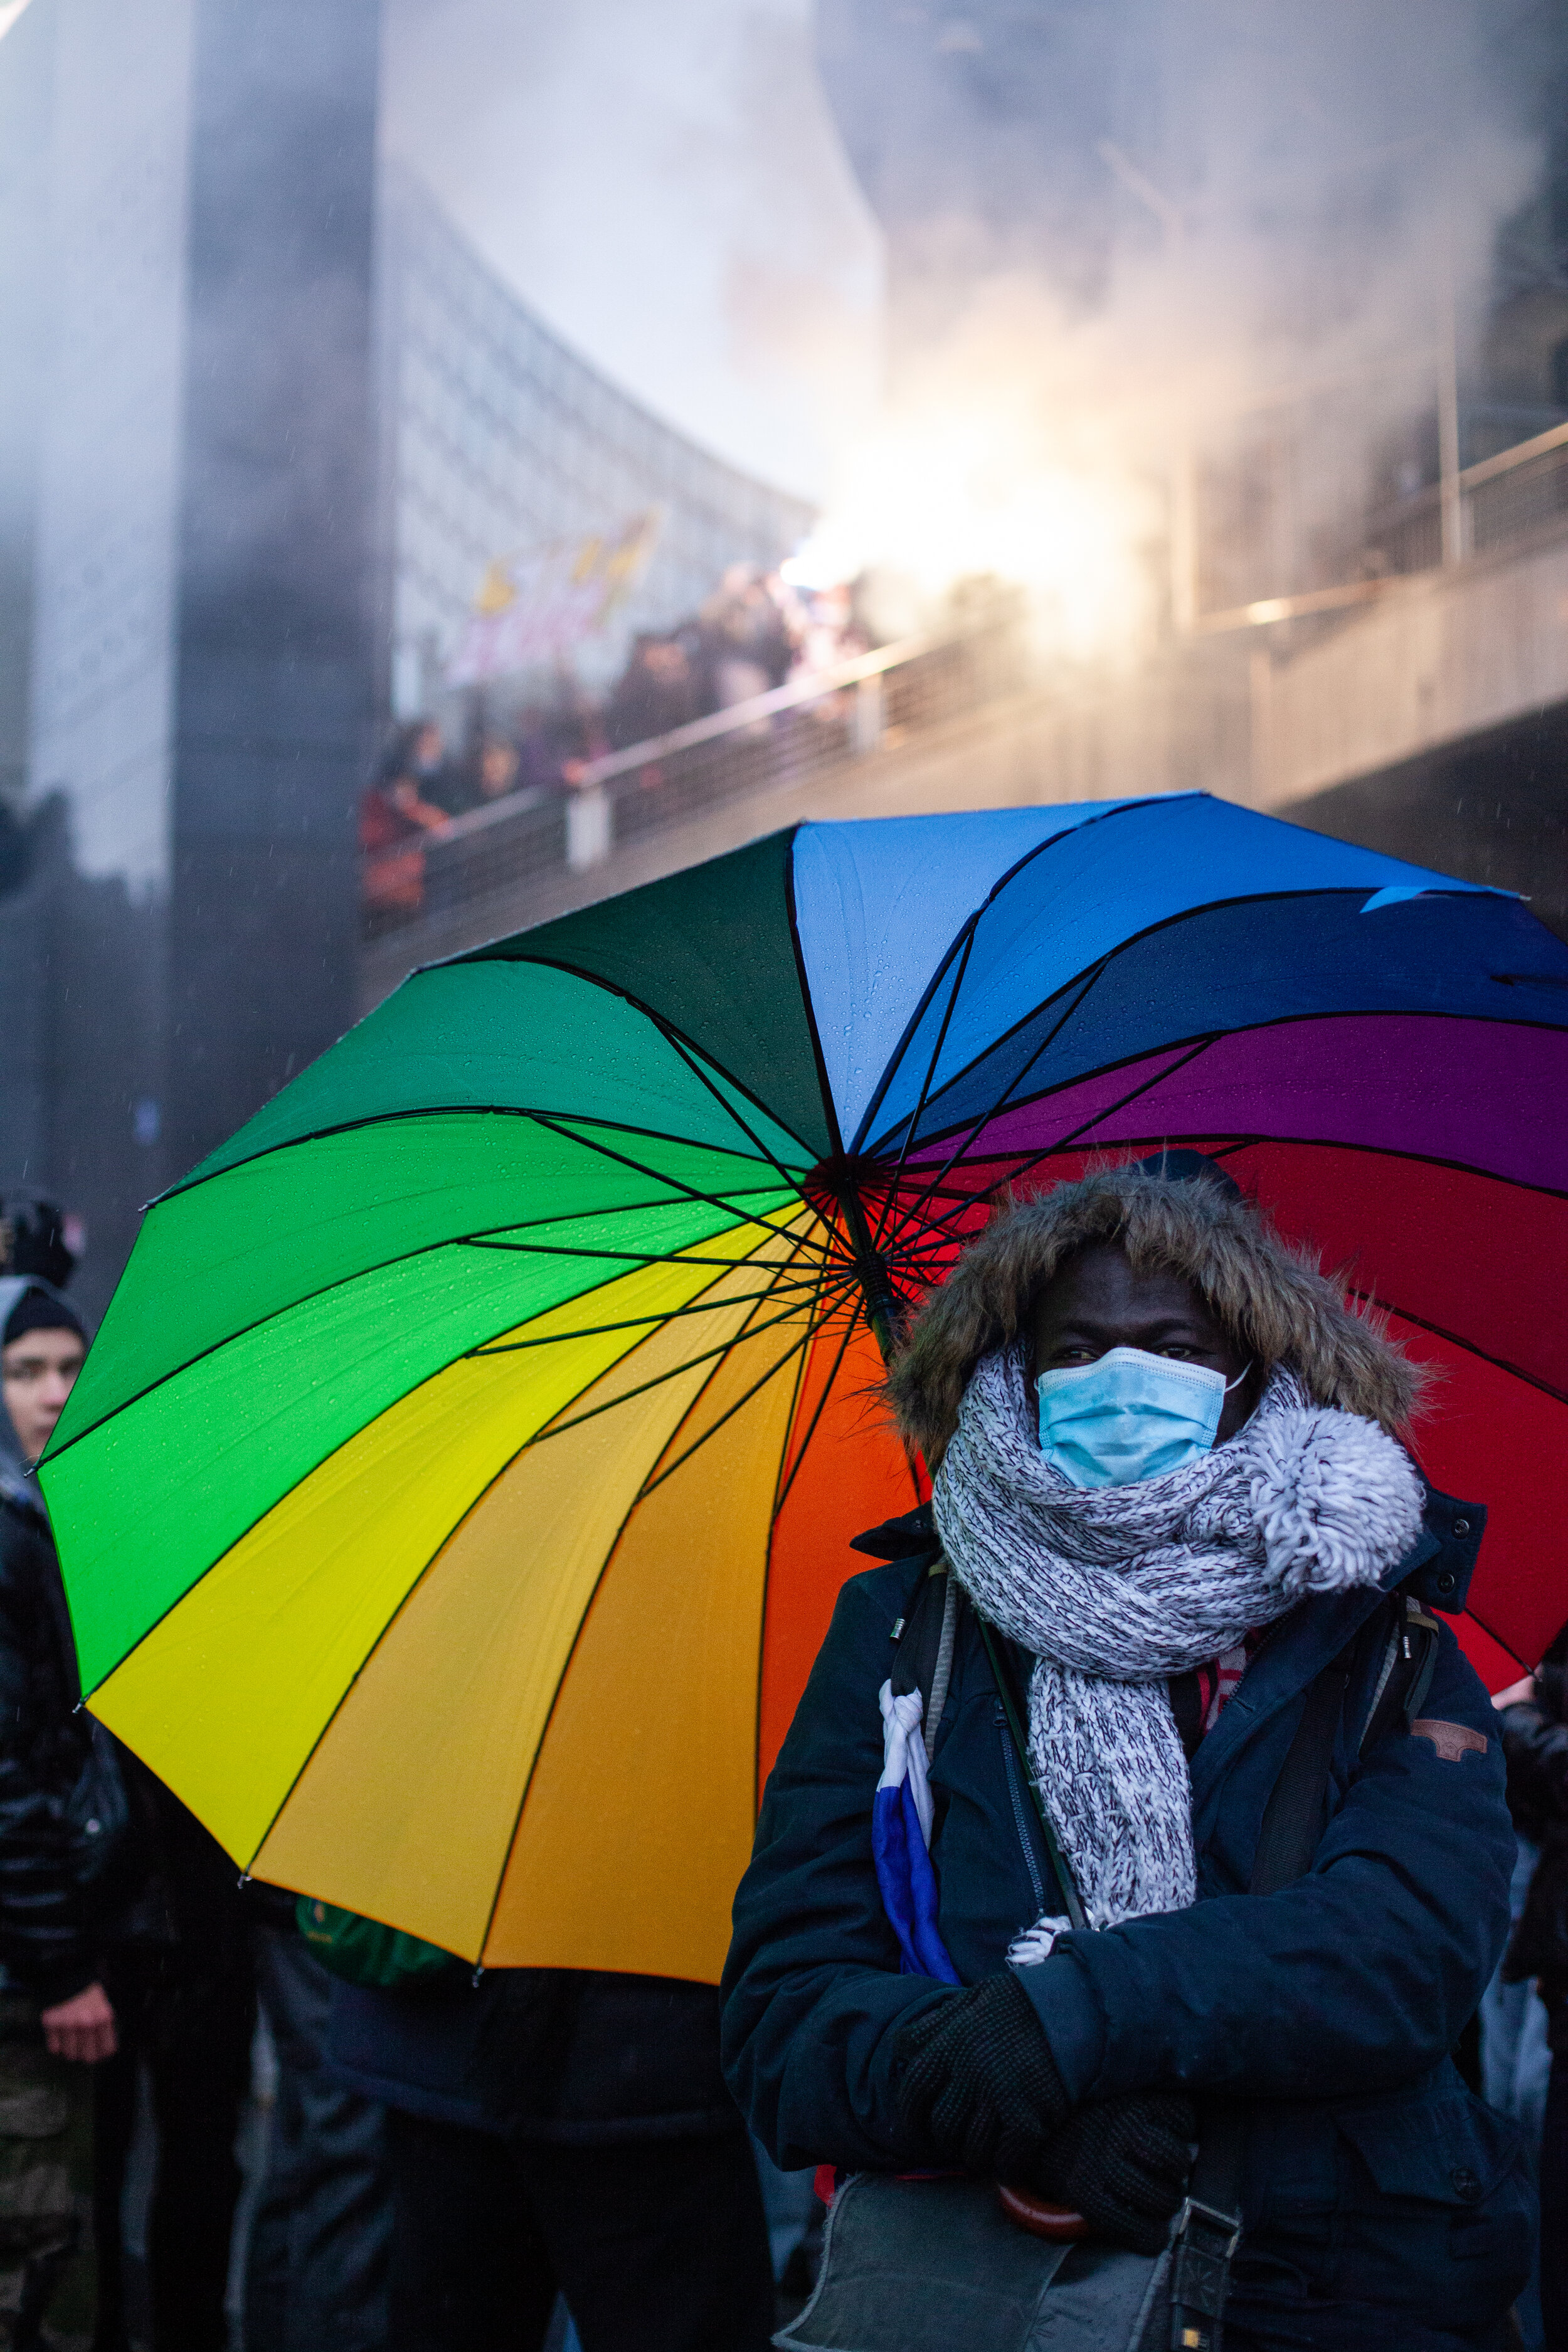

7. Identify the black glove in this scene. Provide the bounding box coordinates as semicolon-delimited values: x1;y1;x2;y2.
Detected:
1034;2090;1197;2255
893;1971;1071;2180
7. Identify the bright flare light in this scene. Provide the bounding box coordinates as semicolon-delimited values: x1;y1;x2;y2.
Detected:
788;272;1176;662
793;401;1160;662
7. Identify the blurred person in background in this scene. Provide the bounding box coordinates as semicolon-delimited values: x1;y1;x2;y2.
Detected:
55;1236;257;2352
326;1961;774;2352
0;1199;81;1295
447;735;521;816
0;1271;125;2352
512;704;561;795
359;726;452;921
1496;1632;1568;2351
92;1715;257;2352
440;731;520;820
399;720;456;816
695;566;795;711
603;635;702;752
241;1895;390;2352
534;677;606;794
788;581;869;687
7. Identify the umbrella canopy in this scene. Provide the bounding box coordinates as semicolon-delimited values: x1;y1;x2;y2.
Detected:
41;795;1568;1981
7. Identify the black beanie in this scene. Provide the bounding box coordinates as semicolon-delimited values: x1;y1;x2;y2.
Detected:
3;1289;87;1349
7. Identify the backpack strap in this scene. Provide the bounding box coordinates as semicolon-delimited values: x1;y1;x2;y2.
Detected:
1358;1589;1443;1755
889;1560;960;1766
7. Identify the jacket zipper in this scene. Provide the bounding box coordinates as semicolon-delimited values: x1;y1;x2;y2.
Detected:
995;1698;1047;1915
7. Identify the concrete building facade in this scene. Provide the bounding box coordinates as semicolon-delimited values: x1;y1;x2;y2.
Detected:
0;0;381;1312
378;167;815;721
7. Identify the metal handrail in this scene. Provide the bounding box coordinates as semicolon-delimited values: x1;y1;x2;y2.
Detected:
363;611;1029;939
424;627;933;852
1459;413;1568;490
1195;411;1568;635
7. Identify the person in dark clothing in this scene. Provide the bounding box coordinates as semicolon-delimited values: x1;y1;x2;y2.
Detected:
0;1197;79;1293
445;735;521;818
360;728;451;921
693;567;795;711
0;1278;256;2352
327;1966;774;2351
603;636;702;753
0;1277;123;2349
90;1761;256;2352
241;1897;390;2352
723;1162;1531;2352
1497;1630;1568;2351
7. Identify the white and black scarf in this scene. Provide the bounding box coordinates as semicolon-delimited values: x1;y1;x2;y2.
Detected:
932;1349;1423;1958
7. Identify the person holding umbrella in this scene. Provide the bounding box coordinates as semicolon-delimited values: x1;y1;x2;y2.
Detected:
723;1157;1532;2352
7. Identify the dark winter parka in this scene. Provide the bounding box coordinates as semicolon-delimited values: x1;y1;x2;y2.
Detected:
721;1175;1532;2347
1499;1670;1568;2045
0;1475;128;2006
328;1967;746;2148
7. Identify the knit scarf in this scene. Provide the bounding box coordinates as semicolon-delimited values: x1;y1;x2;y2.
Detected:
932;1348;1423;1959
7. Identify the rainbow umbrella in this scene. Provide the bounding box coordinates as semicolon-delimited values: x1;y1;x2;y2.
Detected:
41;797;1568;1980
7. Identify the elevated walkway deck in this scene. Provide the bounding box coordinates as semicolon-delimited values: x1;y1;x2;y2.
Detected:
363;432;1568;1009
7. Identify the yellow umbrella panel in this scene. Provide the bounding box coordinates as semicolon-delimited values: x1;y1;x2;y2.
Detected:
85;1212;827;1975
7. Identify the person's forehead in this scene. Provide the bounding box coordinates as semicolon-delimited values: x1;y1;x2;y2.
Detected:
2;1329;85;1366
1037;1245;1215;1322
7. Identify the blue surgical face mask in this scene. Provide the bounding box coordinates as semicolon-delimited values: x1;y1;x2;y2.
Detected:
1036;1346;1249;1489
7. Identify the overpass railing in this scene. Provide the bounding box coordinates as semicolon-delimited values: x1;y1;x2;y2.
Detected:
1365;415;1568;578
1194;413;1568;635
366;613;1029;938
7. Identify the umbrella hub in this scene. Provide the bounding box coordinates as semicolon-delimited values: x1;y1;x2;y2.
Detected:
802;1155;908;1360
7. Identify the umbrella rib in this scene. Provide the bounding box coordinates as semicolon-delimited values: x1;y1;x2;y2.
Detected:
897;1036;1219;1254
771;1292;869;1522
905;1122;1568;1210
152;1097;817;1212
878;957;1113;1253
860;881;1512;1161
516;1111;835;1261
636;1314;829;1500
877;997;1568;1179
466;1271;835;1356
868;925;977;1257
516;1273;862;1449
1342;1288;1567;1403
648;1015;825;1207
763;1224;840;1521
630;1238;835;1498
487;950;823;1159
844;795;1179;1155
458;1227;803;1270
1453;1601;1528;1675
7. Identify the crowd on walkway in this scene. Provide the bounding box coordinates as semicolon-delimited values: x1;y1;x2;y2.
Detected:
360;566;869;923
0;1165;1562;2349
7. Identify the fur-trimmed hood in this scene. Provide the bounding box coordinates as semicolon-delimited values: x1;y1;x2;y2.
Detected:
886;1165;1422;1464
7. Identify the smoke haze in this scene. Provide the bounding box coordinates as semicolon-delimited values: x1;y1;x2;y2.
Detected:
381;0;884;499
386;1;1550;653
805;1;1543;648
